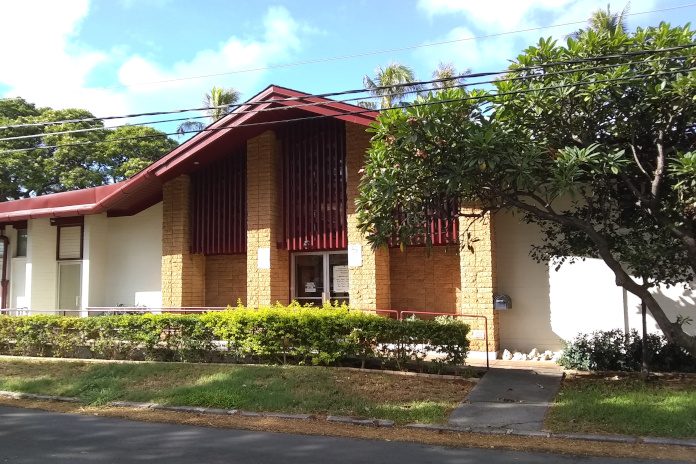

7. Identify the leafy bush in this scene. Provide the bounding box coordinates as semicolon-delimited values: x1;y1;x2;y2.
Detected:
558;329;696;372
0;305;469;368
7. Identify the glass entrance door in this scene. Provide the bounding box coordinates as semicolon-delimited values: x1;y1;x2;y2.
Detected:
58;262;81;316
293;254;324;306
292;252;349;306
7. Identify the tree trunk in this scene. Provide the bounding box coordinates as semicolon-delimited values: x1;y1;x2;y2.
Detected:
641;299;649;379
510;200;696;359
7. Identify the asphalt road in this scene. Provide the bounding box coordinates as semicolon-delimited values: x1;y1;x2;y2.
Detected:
0;406;684;463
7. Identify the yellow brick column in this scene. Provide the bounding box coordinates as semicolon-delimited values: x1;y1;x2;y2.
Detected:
246;131;289;307
458;208;499;353
346;122;391;311
161;175;205;307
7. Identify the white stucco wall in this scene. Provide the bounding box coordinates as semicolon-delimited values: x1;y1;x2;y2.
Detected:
27;218;57;311
11;203;162;312
102;203;162;308
84;214;108;309
495;211;696;352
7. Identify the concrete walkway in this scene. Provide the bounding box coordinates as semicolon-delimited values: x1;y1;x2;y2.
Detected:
449;368;563;431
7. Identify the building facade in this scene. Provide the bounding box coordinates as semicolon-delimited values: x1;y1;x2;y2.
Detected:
0;86;694;354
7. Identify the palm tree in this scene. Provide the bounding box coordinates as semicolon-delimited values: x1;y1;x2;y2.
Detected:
569;3;630;38
588;3;629;35
363;63;421;109
176;86;241;135
431;62;470;90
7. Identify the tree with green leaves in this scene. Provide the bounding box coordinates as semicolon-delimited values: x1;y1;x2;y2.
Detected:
176;85;241;135
0;99;177;200
357;23;696;357
363;63;421;109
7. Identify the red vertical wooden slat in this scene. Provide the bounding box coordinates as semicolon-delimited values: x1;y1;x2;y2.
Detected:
226;158;230;253
339;121;347;248
329;121;335;249
312;122;318;248
320;120;326;249
303;121;309;249
290;129;296;251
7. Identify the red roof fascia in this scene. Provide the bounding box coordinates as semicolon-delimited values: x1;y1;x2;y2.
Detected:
0;85;378;222
0;184;122;221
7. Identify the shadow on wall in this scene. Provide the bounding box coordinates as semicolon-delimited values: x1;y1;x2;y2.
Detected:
494;211;696;353
389;246;460;313
637;285;696;336
494;211;560;352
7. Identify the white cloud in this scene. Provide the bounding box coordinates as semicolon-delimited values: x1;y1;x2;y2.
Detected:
0;3;312;128
418;0;657;31
415;0;657;74
418;0;574;30
0;0;128;116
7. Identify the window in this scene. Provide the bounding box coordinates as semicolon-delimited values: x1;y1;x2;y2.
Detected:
16;229;27;257
51;217;84;261
57;225;83;260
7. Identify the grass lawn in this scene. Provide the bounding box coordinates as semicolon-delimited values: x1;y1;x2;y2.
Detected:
0;358;473;424
546;374;696;438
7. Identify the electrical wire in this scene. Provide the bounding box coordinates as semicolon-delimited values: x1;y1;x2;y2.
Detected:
1;52;694;143
2;43;695;131
2;66;693;155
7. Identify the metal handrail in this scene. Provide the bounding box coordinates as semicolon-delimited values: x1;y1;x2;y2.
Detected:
397;309;490;370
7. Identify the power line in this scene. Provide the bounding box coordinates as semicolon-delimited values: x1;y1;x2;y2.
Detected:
114;2;696;88
1;66;692;156
2;44;694;131
1;53;693;143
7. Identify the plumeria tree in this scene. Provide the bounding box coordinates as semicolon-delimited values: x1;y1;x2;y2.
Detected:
357;23;696;357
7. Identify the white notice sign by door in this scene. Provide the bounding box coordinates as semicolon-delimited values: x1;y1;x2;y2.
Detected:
332;265;349;293
347;244;362;267
257;248;270;269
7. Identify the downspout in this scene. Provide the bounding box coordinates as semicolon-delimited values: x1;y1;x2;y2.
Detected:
0;233;8;310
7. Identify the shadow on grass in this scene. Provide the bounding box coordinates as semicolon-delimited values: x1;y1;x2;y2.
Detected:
547;380;696;438
0;361;459;424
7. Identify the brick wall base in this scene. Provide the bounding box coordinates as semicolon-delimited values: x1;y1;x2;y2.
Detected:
161;175;205;307
205;255;247;307
458;209;499;352
389;246;460;312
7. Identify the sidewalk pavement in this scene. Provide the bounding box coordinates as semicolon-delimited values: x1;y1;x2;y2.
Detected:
449;368;563;431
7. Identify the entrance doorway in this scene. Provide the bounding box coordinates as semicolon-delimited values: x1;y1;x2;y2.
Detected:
291;251;349;306
57;262;82;316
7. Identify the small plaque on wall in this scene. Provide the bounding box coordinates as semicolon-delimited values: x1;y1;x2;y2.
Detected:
257;248;270;269
348;244;362;267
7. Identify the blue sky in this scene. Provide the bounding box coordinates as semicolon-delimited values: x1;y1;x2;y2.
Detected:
1;0;693;135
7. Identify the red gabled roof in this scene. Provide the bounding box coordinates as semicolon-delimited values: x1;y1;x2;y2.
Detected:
0;85;377;222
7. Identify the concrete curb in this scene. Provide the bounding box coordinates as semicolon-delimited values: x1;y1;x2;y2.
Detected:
2;391;694;447
0;390;81;403
327;415;395;427
405;423;696;448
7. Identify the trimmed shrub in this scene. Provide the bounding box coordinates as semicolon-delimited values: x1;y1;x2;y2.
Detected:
558;329;696;372
0;306;469;368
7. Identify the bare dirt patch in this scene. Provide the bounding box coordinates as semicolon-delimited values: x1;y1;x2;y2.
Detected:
332;370;472;404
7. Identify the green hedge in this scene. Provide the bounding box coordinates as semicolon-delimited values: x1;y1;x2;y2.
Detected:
0;306;470;368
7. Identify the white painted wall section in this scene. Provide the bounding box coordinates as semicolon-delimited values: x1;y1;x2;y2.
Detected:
27;218;57;311
84;214;108;310
103;203;162;307
495;211;696;352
